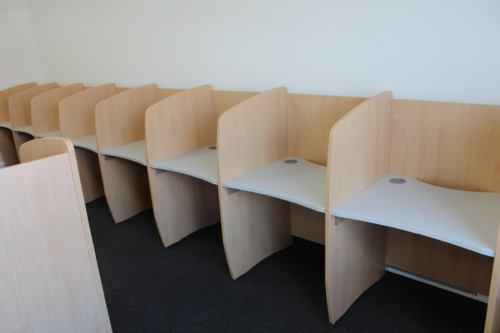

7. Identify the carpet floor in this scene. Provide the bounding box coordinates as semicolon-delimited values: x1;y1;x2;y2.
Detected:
87;197;487;333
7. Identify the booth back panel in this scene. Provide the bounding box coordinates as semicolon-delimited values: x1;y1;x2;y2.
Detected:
59;83;118;139
31;83;84;135
9;83;59;129
0;82;38;123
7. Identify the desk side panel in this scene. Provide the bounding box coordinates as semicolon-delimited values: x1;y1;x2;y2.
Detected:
9;83;59;129
59;83;118;140
0;127;20;166
31;83;84;135
0;82;38;123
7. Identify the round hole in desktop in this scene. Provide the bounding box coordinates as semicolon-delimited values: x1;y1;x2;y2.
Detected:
284;160;298;164
209;146;217;150
389;178;406;184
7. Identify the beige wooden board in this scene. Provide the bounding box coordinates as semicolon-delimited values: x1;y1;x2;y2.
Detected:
211;90;259;123
291;203;325;245
12;131;34;159
31;83;84;136
59;83;118;140
288;93;366;166
0;82;37;123
1;140;111;332
76;147;105;203
9;83;59;130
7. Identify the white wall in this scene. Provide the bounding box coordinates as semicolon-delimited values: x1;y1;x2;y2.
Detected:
25;0;500;105
0;0;43;165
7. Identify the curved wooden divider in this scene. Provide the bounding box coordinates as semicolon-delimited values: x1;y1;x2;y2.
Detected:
3;138;111;333
9;83;59;157
0;82;38;166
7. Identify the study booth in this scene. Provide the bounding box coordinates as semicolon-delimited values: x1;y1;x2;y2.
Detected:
95;84;184;223
9;83;59;157
0;82;38;166
1;138;111;333
30;83;121;203
324;93;500;331
145;84;258;247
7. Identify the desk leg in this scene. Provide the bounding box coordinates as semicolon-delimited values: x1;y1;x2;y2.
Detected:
219;188;292;279
326;217;386;324
13;132;34;161
0;128;19;166
149;169;220;247
98;155;152;223
75;148;104;203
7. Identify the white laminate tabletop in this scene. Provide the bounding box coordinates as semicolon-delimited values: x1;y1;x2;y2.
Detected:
36;129;61;138
99;140;147;166
71;135;98;153
150;145;218;185
13;125;34;136
0;121;12;130
330;174;500;257
222;157;326;213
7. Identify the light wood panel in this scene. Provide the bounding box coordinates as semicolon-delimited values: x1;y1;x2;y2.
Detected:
60;83;118;140
76;147;104;203
9;83;59;130
2;138;111;333
390;99;500;192
325;217;386;324
218;87;291;279
288;93;366;166
12;131;35;159
0;127;19;166
218;87;288;182
386;228;493;295
146;85;215;164
486;225;500;333
327;91;392;211
212;90;259;123
291;203;325;245
158;88;186;101
31;83;84;136
0;82;37;123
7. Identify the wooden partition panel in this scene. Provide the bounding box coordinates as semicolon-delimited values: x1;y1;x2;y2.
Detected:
325;91;393;324
218;87;291;279
96;84;159;223
59;83;117;139
0;128;19;166
486;225;500;333
0;82;37;123
31;83;84;136
2;138;111;332
9;83;59;130
212;90;259;122
146;85;219;246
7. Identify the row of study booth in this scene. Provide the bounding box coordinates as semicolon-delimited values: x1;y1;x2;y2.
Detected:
1;82;500;332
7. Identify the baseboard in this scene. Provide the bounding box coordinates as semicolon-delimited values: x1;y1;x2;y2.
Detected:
386;265;488;303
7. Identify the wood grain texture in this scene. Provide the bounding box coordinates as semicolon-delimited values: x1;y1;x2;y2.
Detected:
3;138;111;332
390;99;500;192
212;90;259;122
0;127;19;166
75;147;104;203
60;83;118;140
217;87;288;182
327;91;392;211
96;84;158;151
12;131;34;159
150;170;220;247
288;93;366;166
31;83;84;136
325;216;386;324
0;82;37;122
219;188;292;279
486;225;500;333
291;203;325;245
9;83;59;129
386;228;493;295
145;85;215;164
158;88;186;101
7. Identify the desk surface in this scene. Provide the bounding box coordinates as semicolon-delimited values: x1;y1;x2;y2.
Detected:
13;125;34;136
100;140;147;166
36;129;61;138
222;157;326;213
330;174;500;257
72;135;98;153
0;121;12;130
150;145;218;185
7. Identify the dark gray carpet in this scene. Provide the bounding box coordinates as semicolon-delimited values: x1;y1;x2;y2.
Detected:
87;197;487;333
